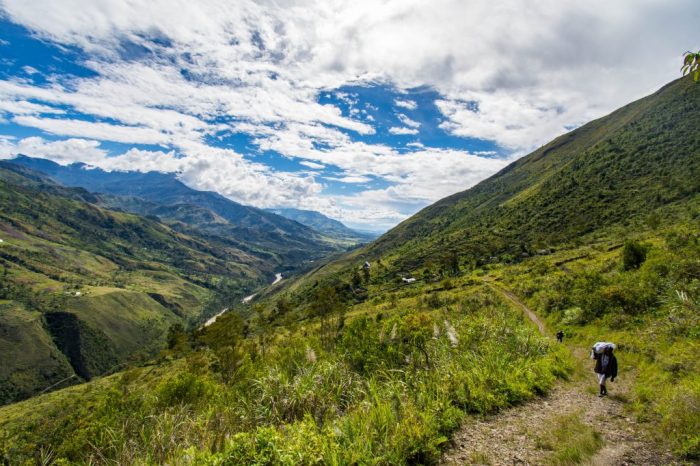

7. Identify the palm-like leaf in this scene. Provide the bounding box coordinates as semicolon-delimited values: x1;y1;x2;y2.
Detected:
682;51;700;81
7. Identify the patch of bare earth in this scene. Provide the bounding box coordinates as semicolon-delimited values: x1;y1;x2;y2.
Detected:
441;371;680;465
441;283;684;465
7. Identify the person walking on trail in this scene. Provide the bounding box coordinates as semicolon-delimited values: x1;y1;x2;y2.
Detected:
556;330;564;343
592;345;618;397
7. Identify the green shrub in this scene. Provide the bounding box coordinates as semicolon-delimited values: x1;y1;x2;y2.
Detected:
157;372;215;407
622;240;648;270
339;316;385;374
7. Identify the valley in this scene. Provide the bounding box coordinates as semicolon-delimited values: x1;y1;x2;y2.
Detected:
0;76;698;464
0;162;366;405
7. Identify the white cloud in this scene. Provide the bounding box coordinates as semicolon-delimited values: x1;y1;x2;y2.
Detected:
0;135;107;164
0;135;324;208
299;160;326;169
13;116;173;145
0;0;696;228
394;98;417;110
388;126;419;135
0;99;65;116
325;174;372;184
396;113;420;129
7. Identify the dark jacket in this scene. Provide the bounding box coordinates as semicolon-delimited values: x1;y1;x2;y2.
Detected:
593;353;618;379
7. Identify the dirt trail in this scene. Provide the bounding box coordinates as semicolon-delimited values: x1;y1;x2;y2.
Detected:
483;280;546;335
441;284;681;466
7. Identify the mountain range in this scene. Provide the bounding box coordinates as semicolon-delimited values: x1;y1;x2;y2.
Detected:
8;156;369;266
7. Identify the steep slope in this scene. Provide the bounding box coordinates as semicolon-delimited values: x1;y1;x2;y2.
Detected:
0;165;261;403
7;157;340;267
267;207;375;245
277;77;700;297
366;77;699;267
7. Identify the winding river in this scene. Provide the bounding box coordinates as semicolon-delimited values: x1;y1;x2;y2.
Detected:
203;272;283;327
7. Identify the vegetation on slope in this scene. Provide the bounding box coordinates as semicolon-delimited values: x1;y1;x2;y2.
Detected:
0;278;568;464
0;77;698;464
7;156;352;270
279;77;699;301
0;165;262;404
499;221;700;458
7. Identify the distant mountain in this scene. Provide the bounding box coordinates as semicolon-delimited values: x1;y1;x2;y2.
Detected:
0;163;264;404
7;157;342;268
267;207;376;244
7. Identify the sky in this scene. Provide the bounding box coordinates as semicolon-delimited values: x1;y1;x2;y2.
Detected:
0;1;697;232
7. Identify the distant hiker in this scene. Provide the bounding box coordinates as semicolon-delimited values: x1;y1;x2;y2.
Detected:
591;343;618;397
556;330;564;343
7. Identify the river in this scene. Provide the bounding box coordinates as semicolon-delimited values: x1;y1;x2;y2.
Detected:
202;272;283;327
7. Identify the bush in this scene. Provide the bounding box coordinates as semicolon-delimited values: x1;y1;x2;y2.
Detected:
622;240;648;270
340;316;385;375
157;372;215;407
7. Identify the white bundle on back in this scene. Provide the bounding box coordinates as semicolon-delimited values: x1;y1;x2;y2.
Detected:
591;341;616;356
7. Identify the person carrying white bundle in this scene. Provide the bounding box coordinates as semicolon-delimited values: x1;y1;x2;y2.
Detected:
591;342;618;397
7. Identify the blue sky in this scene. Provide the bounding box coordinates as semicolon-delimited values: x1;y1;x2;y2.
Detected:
0;1;697;231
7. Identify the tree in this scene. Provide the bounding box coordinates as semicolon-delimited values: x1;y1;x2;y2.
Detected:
251;304;271;355
166;323;188;352
274;295;293;317
449;251;460;276
311;285;347;347
622;240;648;270
682;51;700;82
351;270;362;289
400;312;434;368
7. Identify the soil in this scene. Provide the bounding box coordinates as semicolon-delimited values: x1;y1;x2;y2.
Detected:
440;283;685;466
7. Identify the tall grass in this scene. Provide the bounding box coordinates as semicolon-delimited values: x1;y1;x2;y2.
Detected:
0;290;570;465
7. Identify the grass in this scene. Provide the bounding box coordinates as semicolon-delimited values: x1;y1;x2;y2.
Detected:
467;451;492;465
494;222;700;459
537;411;603;465
0;283;571;465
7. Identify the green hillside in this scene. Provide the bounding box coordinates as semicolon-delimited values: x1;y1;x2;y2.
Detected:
274;77;699;300
7;156;349;271
375;77;697;265
0;165;263;404
1;77;699;464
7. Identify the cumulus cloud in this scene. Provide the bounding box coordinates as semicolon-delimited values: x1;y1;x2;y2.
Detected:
388;126;419;135
394;98;417;110
396;113;420;129
325;174;372;184
0;0;696;229
0;135;107;164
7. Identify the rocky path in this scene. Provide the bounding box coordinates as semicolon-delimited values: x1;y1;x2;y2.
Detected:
440;284;682;465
